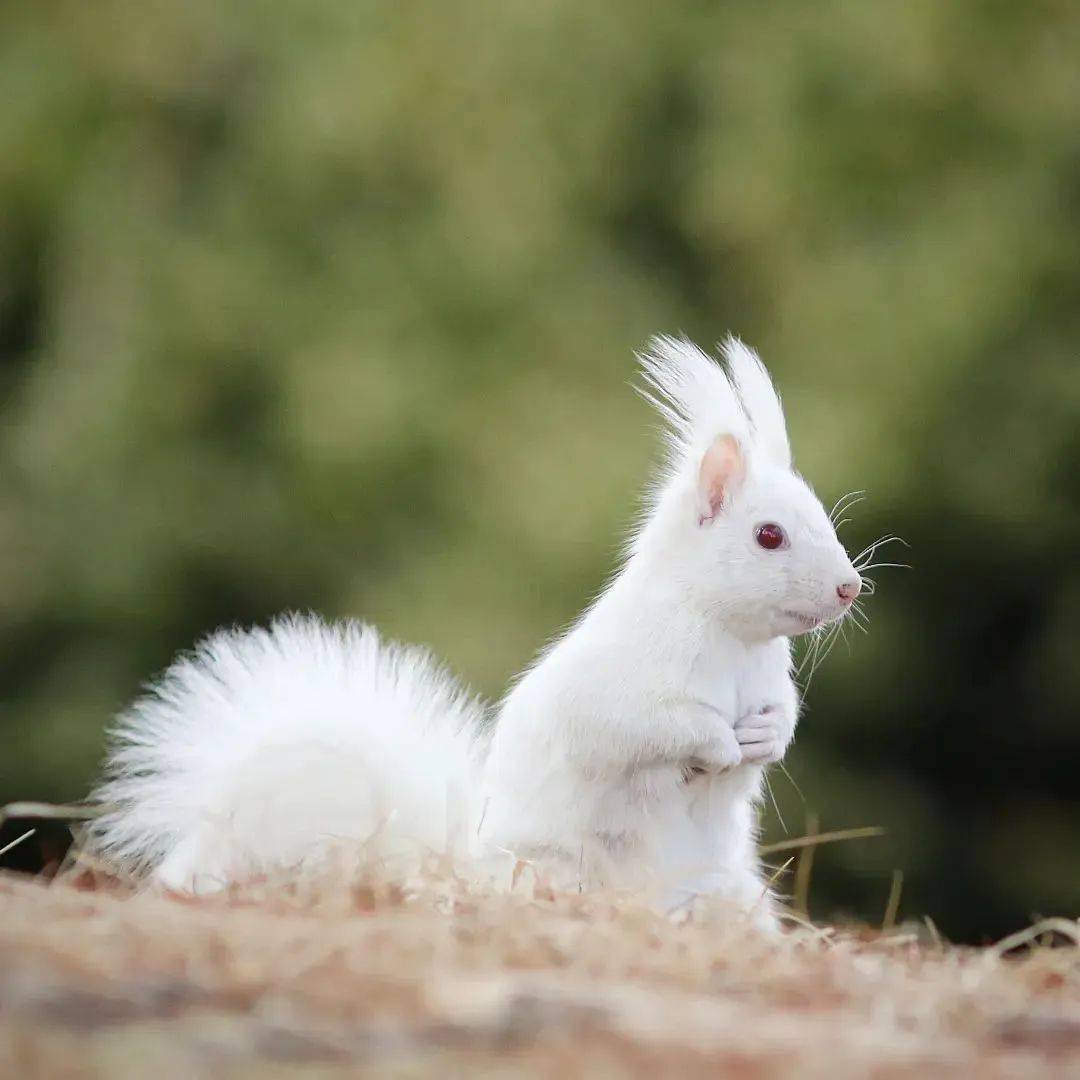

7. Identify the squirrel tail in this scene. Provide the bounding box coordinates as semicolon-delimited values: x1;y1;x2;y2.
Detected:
87;614;485;890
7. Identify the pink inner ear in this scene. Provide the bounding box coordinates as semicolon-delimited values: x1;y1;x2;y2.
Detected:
698;434;744;525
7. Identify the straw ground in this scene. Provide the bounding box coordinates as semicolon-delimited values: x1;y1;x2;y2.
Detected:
1;843;1078;1078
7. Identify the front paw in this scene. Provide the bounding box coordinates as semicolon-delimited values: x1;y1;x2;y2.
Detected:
685;727;743;777
734;706;790;765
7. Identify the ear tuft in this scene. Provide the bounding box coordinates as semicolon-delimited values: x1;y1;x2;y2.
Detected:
721;336;792;470
637;335;751;467
698;434;745;525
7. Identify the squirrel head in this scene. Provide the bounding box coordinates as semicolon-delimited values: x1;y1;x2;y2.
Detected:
636;335;861;642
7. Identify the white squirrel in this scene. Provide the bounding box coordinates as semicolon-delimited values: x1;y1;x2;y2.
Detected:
88;336;862;924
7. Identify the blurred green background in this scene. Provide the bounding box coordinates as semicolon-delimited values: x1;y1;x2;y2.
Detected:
1;1;1078;941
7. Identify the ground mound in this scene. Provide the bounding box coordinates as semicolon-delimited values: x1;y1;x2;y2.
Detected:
1;863;1078;1077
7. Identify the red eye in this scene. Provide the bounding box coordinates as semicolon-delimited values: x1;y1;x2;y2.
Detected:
755;523;787;550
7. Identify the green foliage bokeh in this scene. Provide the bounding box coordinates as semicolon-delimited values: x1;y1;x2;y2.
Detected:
2;1;1078;939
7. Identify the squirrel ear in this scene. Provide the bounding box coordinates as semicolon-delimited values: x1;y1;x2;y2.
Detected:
697;434;745;525
721;336;792;470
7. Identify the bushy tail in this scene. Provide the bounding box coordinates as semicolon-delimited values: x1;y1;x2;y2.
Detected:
87;615;486;891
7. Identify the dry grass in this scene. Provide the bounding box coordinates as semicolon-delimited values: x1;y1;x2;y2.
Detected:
1;859;1079;1079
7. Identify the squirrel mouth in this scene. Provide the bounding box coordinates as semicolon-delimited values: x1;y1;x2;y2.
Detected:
783;610;823;631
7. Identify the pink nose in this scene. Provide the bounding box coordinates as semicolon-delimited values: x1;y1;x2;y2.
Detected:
837;579;862;603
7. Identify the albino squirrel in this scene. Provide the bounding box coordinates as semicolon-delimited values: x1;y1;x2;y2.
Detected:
89;336;862;925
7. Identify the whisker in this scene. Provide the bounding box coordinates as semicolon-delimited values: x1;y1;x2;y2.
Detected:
789;496;893;710
850;534;907;565
853;533;907;559
829;490;866;525
795;642;812;679
823;621;845;663
795;627;822;681
795;623;825;677
850;539;884;564
812;623;843;675
802;620;843;692
802;636;825;689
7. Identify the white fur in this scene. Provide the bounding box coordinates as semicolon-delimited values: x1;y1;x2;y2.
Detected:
479;336;855;921
89;336;859;927
723;336;793;471
89;617;485;891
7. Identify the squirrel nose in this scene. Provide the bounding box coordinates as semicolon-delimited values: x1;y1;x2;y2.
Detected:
836;579;862;604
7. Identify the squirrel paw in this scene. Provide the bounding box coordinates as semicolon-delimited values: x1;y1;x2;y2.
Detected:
734;706;788;765
683;727;742;779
